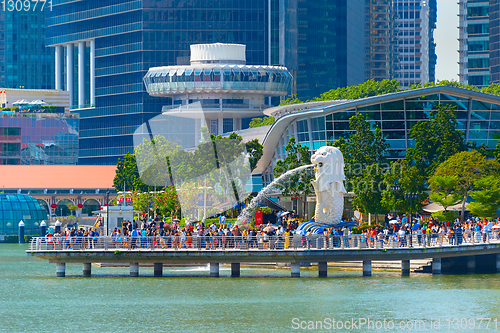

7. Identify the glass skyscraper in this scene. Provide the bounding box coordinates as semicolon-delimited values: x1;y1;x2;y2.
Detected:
459;0;491;87
46;0;269;165
489;1;500;83
0;9;54;89
0;112;79;165
269;0;366;101
45;0;438;164
296;0;365;100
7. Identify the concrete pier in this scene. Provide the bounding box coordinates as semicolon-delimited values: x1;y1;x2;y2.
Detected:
154;263;163;277
432;258;441;275
467;256;476;274
29;236;500;278
363;260;371;277
231;263;240;277
210;263;219;277
318;262;328;278
83;263;91;277
56;263;65;277
291;262;300;278
401;260;410;276
130;263;139;277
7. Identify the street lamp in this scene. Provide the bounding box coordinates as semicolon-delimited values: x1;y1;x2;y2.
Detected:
404;191;418;248
390;184;401;216
106;190;110;236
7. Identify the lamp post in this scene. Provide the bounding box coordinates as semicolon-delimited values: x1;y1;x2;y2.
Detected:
106;190;110;236
404;191;418;248
390;185;400;216
199;184;213;221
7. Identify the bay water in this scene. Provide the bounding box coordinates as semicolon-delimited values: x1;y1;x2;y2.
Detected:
1;244;500;332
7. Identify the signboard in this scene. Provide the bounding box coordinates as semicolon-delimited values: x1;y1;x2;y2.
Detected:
306;196;316;202
255;210;263;226
118;197;133;203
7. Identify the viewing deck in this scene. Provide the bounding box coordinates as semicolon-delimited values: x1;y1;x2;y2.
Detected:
28;233;500;278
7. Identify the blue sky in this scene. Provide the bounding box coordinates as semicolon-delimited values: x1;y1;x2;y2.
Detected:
435;1;459;81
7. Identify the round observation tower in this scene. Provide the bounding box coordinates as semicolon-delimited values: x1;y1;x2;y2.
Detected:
143;43;292;137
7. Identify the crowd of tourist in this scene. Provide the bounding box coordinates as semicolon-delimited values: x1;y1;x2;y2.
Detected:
40;212;500;250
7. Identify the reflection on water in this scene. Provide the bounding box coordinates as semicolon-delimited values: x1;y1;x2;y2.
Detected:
2;244;500;332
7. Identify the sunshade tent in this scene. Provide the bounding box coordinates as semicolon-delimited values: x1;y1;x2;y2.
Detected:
422;201;469;213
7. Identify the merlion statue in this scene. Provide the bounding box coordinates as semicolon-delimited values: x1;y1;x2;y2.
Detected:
296;146;349;234
311;146;346;224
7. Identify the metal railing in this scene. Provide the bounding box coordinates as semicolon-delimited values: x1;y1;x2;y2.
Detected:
29;232;500;252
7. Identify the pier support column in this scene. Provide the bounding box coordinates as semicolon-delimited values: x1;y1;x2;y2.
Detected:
231;263;240;277
432;258;441;275
210;263;219;277
56;263;65;277
467;256;475;274
154;263;163;277
401;260;410;276
130;263;139;277
363;260;372;277
496;254;500;273
318;262;327;278
83;263;91;277
291;262;300;278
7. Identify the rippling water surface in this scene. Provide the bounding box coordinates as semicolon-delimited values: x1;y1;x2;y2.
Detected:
1;244;500;332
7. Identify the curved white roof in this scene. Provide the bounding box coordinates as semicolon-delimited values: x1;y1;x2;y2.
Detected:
190;43;246;64
252;85;500;175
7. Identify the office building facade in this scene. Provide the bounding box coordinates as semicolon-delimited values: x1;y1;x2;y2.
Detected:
393;0;437;88
0;112;78;165
459;0;491;87
0;9;54;89
46;0;270;165
365;0;437;87
490;0;500;83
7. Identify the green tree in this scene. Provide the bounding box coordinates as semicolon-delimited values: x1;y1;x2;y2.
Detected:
249;116;275;128
495;140;500;160
132;131;257;218
432;150;500;222
408;79;480;92
406;104;467;177
279;94;303;105
313;79;401;101
381;160;427;216
428;175;462;222
154;186;181;218
245;138;263;171
332;114;389;222
480;82;500;96
332;113;388;169
113;153;151;192
468;176;500;220
67;204;80;217
273;137;314;218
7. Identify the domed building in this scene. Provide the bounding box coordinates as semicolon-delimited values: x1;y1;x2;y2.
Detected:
142;43;292;148
0;193;47;236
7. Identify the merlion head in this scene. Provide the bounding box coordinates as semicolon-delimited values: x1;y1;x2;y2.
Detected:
311;146;345;192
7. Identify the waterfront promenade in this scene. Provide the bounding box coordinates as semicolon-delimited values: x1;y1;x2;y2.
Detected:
28;233;500;278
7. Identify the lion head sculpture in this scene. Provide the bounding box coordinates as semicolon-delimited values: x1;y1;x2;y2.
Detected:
311;146;346;193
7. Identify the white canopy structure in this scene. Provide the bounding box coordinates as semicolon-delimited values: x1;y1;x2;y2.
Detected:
422;201;469;213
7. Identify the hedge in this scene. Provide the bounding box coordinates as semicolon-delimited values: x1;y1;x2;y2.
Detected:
0;234;40;243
